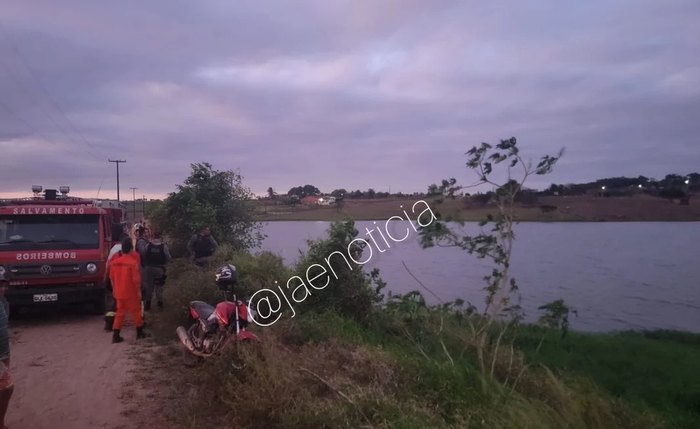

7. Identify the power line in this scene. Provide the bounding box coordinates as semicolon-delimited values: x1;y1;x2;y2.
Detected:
0;58;78;148
95;172;107;199
0;96;78;156
0;21;101;161
0;98;40;135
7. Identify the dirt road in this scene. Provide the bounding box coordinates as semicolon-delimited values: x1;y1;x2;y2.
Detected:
6;313;165;429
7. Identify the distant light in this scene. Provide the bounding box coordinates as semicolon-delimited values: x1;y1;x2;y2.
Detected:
601;186;606;190
638;184;642;188
685;180;690;185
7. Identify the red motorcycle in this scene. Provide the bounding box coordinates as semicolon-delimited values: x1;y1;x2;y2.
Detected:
176;264;258;358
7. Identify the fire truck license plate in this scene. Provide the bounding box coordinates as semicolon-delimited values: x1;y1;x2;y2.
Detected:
33;293;58;302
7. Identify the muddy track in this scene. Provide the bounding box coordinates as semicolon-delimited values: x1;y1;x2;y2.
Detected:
7;313;170;429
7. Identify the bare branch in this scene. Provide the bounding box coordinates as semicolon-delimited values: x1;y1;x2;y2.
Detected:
402;260;444;304
440;339;455;367
300;367;375;428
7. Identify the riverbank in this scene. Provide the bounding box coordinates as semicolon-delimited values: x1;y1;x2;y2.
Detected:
151;242;699;428
254;194;700;222
154;305;700;428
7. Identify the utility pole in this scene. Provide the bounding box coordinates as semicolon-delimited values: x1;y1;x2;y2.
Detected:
130;187;138;221
108;159;126;201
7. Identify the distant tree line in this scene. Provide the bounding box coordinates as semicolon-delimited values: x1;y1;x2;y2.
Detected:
263;172;698;207
542;173;699;199
260;185;425;203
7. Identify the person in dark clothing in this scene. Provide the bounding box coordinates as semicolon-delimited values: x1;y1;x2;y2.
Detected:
133;223;149;307
0;273;13;429
143;231;171;310
186;227;218;267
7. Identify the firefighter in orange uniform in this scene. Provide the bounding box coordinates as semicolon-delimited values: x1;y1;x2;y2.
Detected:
109;237;149;343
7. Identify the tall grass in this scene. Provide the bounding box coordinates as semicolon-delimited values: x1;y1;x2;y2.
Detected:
148;224;692;428
515;327;700;428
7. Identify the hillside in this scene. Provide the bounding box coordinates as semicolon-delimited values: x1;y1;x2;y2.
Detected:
254;194;700;222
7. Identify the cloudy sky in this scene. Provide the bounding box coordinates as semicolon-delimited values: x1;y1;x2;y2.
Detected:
1;0;698;199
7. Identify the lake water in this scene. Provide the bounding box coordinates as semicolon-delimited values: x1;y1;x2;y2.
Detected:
256;221;700;333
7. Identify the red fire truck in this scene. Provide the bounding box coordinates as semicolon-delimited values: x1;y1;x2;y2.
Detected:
0;186;127;312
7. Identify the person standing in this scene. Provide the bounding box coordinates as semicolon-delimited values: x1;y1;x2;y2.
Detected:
104;233;130;331
143;231;171;311
109;237;148;343
107;232;129;261
0;273;14;429
132;223;149;307
187;226;218;267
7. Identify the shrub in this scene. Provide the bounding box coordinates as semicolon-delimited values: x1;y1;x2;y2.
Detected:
154;245;291;339
149;162;263;255
291;221;385;323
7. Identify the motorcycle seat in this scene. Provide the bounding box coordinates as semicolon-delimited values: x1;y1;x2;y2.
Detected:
191;300;215;320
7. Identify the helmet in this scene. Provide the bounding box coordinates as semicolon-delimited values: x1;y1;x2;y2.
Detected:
215;264;237;290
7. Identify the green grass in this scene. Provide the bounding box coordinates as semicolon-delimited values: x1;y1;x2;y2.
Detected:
292;311;664;428
151;248;697;428
515;327;700;428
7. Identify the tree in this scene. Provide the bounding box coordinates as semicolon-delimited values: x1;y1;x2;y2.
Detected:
287;186;303;197
303;184;321;196
515;187;539;205
287;184;321;198
421;138;562;317
471;192;492;206
535;299;577;353
293;221;384;322
330;188;347;198
419;137;562;379
546;183;562;195
284;195;300;206
267;187;276;199
150;162;262;253
366;188;376;199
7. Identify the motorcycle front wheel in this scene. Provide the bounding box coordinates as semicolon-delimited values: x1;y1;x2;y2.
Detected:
182;346;201;367
230;340;247;370
181;323;205;366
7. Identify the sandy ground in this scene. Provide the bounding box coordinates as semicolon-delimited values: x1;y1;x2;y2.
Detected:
6;313;170;429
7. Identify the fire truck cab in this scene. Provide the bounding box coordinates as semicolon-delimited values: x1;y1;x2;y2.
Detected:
0;186;126;312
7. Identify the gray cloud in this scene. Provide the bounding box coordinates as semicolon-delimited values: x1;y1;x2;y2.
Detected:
1;0;699;198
